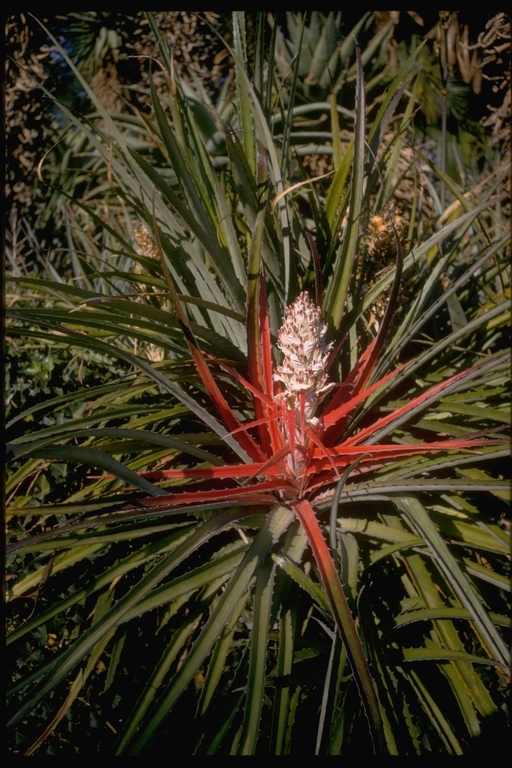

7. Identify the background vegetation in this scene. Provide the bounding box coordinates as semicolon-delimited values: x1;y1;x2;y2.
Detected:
5;11;510;756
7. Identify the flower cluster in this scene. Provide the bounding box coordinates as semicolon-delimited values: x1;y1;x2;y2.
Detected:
274;292;333;425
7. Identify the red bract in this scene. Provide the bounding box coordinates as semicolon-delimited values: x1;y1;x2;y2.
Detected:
133;283;502;510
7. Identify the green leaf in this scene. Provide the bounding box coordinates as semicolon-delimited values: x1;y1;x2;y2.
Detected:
395;496;509;667
237;555;276;754
273;554;331;615
9;445;167;497
325;44;365;329
123;505;294;754
7;507;258;728
400;648;507;666
394;607;510;630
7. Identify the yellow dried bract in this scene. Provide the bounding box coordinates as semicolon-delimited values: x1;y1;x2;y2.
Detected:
133;222;159;262
365;202;406;261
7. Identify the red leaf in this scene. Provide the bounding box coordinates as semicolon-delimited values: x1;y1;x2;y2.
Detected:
343;357;503;447
322;364;406;434
135;479;294;508
136;462;285;480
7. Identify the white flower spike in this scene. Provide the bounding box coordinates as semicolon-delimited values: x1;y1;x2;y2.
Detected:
274;292;334;427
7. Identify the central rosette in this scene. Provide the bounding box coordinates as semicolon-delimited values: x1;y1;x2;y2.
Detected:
274;292;333;474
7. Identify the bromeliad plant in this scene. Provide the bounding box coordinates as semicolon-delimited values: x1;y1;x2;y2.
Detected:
123;241;507;756
6;12;510;756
